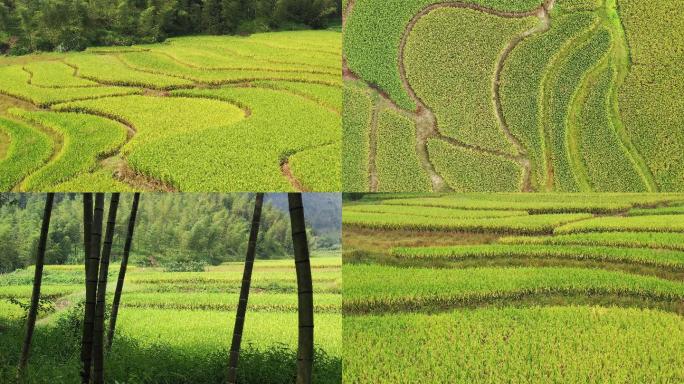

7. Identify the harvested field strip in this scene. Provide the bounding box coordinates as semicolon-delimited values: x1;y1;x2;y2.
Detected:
390;244;684;270
343;264;684;314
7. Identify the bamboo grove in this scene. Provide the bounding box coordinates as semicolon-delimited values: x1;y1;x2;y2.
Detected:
13;192;318;384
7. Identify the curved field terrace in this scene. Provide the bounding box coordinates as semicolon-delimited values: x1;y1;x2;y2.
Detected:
0;31;341;192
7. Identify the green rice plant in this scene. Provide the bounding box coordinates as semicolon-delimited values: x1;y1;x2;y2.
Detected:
119;51;340;86
571;64;646;191
500;231;684;252
554;0;603;12
343;264;684;313
376;108;431;191
9;109;128;191
556;214;684;234
542;26;611;191
53;95;245;154
115;292;341;313
64;54;195;89
629;204;684;216
617;0;684;191
501;12;598;189
251;80;342;113
344;306;684;383
49;169;136;192
0;284;83;300
379;194;684;213
0;117;52;190
288;143;342;192
389;244;684;270
0;66;141;107
116;309;341;356
344;204;529;219
341;82;373;192
0;299;26;320
342;211;592;234
403;8;535;154
427;140;523;192
131;87;339;191
24;61;98;87
343;0;541;110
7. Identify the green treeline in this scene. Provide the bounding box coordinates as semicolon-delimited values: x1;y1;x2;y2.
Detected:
0;0;341;55
0;193;337;273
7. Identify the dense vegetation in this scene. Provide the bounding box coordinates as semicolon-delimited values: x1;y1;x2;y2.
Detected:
0;0;342;54
342;193;684;382
0;259;342;383
343;0;684;192
0;30;341;192
0;193;341;273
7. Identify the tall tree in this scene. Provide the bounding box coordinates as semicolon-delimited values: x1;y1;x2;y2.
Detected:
227;193;264;384
107;193;140;348
16;193;54;381
81;193;105;384
288;193;313;384
93;193;120;384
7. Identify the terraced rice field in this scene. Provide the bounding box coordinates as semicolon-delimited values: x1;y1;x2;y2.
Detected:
342;194;684;382
0;257;342;383
0;31;341;192
342;0;684;193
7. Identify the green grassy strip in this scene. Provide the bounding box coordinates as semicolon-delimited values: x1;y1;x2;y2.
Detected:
342;211;592;234
570;61;646;191
288;142;341;192
389;244;684;269
0;117;52;190
501;231;684;252
556;215;684;234
152;87;339;191
64;54;195;89
427;140;523;192
629;205;684;216
376;108;431;191
251;80;342;113
50;169;136;192
9;109;128;191
343;306;684;383
543;26;611;191
343;264;684;312
380;194;684;213
501;12;597;189
23;61;98;87
341;82;373;192
115;292;341;313
618;0;684;191
343;0;542;110
0;66;142;107
344;204;529;219
403;8;535;154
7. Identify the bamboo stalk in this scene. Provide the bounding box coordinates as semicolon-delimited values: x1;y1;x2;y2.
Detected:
107;193;140;349
227;193;264;384
16;193;54;382
93;193;120;384
288;193;314;384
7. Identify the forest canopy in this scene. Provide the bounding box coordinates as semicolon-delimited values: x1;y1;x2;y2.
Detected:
0;0;342;54
0;193;341;273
